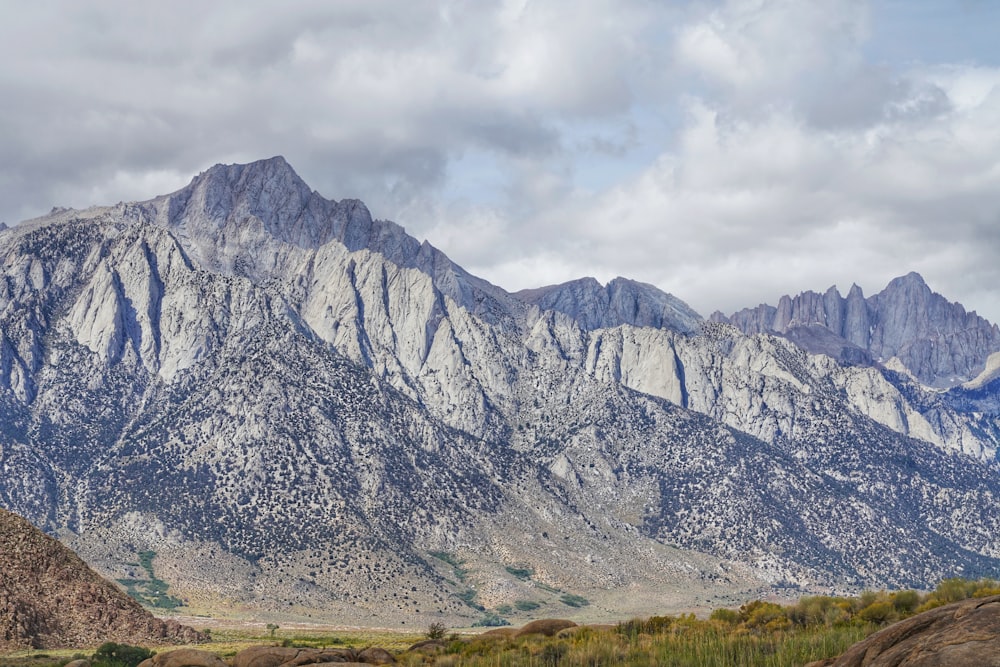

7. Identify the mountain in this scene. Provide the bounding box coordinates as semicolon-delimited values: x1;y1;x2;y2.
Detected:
0;157;999;625
0;508;203;651
712;273;1000;389
514;277;703;334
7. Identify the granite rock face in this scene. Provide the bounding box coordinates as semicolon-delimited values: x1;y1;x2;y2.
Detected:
515;276;702;334
715;274;1000;388
0;158;999;623
809;595;1000;666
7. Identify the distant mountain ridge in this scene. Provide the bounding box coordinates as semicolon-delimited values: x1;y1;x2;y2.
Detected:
712;272;1000;388
0;157;998;625
515;276;702;334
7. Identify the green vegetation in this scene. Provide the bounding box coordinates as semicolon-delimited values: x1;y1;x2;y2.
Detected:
428;552;469;583
393;577;1000;666
429;552;483;611
514;600;541;612
91;642;153;667
505;566;534;581
559;593;590;608
116;550;183;610
4;578;999;667
471;613;510;627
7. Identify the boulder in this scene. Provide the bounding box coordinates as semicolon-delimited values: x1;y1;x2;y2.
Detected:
279;648;360;665
231;646;366;667
405;639;445;654
514;619;577;637
231;647;302;667
809;595;1000;666
357;647;395;664
137;649;228;667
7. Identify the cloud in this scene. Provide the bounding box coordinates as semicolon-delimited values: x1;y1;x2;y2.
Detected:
0;0;998;323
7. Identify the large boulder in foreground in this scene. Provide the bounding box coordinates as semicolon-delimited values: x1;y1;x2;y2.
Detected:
809;595;1000;666
0;508;205;651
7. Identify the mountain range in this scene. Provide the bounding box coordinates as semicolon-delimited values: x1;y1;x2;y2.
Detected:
0;157;998;625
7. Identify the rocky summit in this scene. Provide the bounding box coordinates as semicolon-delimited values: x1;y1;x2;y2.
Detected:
713;274;1000;389
0;508;204;651
0;157;999;624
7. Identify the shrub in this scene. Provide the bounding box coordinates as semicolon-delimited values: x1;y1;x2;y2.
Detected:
858;600;895;624
427;622;448;640
891;589;920;614
505;566;534;581
92;642;154;667
741;600;789;631
559;593;589;608
472;613;509;627
710;608;740;625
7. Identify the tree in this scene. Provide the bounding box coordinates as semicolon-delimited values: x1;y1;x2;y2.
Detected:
426;622;447;640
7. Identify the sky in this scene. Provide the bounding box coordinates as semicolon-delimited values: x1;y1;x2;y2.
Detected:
1;0;999;322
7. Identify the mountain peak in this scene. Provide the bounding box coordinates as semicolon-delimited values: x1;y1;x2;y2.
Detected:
718;273;1000;387
158;157;366;256
885;271;930;292
514;276;702;334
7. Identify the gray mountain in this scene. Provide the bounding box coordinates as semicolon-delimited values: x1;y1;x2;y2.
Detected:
1;158;999;626
514;276;702;334
713;273;1000;388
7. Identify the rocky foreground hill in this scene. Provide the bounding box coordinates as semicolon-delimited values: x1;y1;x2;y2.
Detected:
0;508;203;651
0;157;998;624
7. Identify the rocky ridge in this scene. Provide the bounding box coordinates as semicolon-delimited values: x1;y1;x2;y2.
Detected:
713;273;1000;388
0;508;204;651
0;157;998;623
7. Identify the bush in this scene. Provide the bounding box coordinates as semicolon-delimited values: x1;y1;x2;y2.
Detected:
472;613;509;627
427;622;448;640
710;608;740;624
858;600;895;624
505;566;534;581
891;589;920;614
559;593;589;608
92;642;154;667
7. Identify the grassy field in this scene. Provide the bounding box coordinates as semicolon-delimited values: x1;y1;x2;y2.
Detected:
2;578;997;667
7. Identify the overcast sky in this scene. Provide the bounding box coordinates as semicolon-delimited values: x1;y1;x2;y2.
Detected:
2;0;999;322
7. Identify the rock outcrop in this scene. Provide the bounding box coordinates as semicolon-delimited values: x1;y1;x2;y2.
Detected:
808;595;1000;666
0;508;204;651
227;645;392;666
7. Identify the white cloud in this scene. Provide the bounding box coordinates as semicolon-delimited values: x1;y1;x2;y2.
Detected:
0;0;998;323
